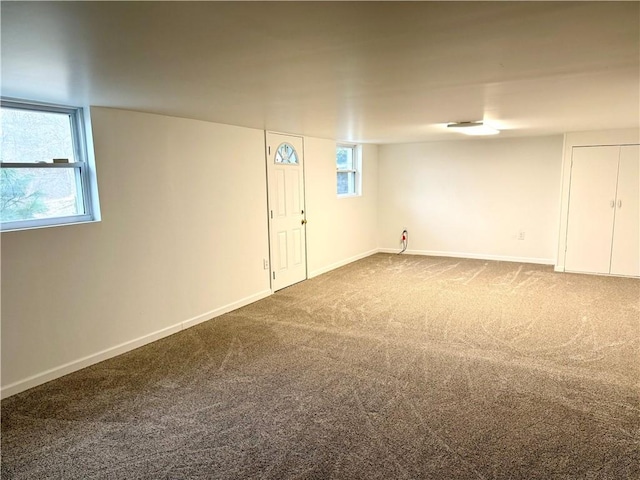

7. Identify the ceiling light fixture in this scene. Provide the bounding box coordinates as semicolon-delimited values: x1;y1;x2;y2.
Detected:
447;121;500;136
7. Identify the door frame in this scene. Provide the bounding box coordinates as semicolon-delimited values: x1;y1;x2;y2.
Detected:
555;129;640;272
563;145;620;274
264;131;308;292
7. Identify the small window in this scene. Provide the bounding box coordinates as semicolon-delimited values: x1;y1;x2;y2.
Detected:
336;144;360;196
274;143;299;164
1;100;99;231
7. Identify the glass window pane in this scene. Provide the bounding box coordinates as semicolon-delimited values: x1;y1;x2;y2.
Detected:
337;172;355;195
1;108;76;163
275;143;298;164
336;146;353;170
1;167;83;222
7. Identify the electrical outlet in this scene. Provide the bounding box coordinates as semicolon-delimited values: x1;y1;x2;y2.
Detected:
517;230;525;241
263;258;269;270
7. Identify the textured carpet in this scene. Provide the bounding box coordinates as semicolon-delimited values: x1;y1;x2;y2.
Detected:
2;254;639;479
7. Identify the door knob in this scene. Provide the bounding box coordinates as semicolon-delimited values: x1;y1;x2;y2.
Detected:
618;200;622;208
301;219;307;225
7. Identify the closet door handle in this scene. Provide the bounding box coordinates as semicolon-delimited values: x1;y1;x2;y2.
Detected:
618;199;622;208
610;200;615;208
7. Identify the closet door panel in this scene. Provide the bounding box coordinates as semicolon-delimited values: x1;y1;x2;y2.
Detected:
610;145;639;276
565;146;619;274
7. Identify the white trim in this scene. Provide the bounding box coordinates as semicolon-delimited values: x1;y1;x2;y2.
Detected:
1;216;99;232
1;99;101;231
555;129;640;271
181;290;271;329
309;249;378;278
562;269;639;279
336;143;362;198
1;289;272;399
0;323;181;399
377;248;554;265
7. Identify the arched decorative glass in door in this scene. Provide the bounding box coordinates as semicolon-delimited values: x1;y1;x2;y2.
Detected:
274;143;299;164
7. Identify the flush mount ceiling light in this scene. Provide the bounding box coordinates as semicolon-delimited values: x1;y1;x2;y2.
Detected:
447;121;500;136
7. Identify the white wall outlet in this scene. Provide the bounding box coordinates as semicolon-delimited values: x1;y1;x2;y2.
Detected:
518;230;526;241
263;258;269;270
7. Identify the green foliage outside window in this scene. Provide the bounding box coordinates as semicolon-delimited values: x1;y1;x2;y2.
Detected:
0;169;47;221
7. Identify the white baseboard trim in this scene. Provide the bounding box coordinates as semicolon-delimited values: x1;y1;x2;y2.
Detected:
1;289;272;399
308;249;379;278
0;323;182;400
181;290;272;329
377;248;555;266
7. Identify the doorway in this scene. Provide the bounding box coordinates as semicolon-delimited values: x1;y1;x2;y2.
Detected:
265;132;307;291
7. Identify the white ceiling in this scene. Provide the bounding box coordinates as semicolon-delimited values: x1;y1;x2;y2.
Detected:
2;1;638;144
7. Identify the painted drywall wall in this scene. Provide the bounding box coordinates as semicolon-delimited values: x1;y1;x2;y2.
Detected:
555;128;640;271
1;110;381;397
305;138;378;277
1;108;272;395
378;136;563;263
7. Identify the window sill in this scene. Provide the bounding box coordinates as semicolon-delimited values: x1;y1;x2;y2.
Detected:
1;216;100;233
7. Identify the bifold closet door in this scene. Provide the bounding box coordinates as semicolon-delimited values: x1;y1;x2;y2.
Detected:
565;146;620;274
610;145;640;276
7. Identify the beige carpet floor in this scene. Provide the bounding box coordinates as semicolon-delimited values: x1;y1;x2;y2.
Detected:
2;253;639;479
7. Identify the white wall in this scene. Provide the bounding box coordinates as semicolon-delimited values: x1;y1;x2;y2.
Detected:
305;139;378;277
378;136;564;264
1;108;272;396
1;110;380;397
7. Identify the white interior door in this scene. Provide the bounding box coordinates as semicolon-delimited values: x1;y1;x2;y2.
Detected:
565;146;620;274
610;145;640;276
266;133;307;291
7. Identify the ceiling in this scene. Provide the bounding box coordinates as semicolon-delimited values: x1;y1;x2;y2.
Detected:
2;1;638;144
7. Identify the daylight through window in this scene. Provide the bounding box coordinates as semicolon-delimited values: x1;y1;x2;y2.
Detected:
0;100;98;231
336;144;360;196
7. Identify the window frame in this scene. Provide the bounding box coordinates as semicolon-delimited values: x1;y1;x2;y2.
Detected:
1;99;99;231
336;143;361;198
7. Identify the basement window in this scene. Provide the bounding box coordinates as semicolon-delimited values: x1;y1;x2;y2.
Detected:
336;144;361;197
0;99;100;231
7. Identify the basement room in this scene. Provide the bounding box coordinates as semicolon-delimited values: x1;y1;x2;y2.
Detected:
1;1;638;479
